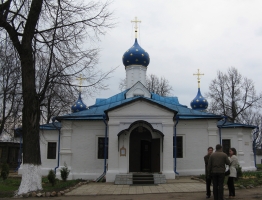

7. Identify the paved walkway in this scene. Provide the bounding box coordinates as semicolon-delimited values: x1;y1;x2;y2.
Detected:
66;176;208;196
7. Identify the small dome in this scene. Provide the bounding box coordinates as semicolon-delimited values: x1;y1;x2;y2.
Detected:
71;93;88;113
190;88;208;111
122;38;150;67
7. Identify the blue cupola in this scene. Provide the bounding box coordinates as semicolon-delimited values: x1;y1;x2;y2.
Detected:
122;38;150;67
190;88;208;110
71;93;88;113
190;69;208;111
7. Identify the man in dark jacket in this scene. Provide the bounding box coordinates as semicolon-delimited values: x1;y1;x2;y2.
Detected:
204;147;213;198
208;144;230;200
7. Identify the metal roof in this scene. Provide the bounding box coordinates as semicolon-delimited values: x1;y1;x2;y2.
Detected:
41;92;256;130
55;91;223;121
40;122;61;130
217;120;257;129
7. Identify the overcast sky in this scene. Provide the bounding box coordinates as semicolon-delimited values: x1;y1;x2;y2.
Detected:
82;0;262;108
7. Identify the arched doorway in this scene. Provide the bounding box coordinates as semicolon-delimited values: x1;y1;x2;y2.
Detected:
129;126;160;172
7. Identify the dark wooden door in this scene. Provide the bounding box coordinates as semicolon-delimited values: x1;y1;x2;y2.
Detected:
141;140;151;172
151;138;160;172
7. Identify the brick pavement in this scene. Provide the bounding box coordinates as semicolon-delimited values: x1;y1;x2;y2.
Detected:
66;176;208;196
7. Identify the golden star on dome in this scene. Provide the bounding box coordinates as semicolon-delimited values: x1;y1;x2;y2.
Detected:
142;54;144;56
136;49;139;51
130;53;133;56
136;59;138;61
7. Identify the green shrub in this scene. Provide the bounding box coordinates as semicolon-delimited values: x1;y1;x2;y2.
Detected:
60;163;70;181
255;172;262;178
0;162;9;180
47;170;56;186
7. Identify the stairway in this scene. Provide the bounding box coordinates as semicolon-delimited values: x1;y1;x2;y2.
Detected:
132;173;154;185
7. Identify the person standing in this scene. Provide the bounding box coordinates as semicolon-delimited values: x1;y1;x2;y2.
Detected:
227;148;238;198
208;144;230;200
204;147;214;198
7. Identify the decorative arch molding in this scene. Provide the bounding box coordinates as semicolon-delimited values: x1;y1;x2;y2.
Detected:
117;120;164;137
117;120;164;151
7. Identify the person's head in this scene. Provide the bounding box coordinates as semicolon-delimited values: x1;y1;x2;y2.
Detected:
229;148;237;156
207;147;213;155
215;144;222;151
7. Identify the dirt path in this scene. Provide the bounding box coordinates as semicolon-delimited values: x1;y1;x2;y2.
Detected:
7;187;262;200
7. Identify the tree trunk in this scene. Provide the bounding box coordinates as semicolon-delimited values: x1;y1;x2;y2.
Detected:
18;45;42;195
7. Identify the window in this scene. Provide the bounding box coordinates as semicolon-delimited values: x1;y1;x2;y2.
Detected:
222;139;231;156
134;94;144;97
174;136;183;158
47;142;57;159
98;137;108;159
0;147;2;158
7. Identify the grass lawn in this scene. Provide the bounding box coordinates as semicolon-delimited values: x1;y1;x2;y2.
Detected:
0;176;84;198
198;169;262;188
257;164;262;171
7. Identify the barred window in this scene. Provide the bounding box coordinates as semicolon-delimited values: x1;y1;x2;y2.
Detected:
174;136;183;158
98;137;108;159
222;139;231;156
47;142;57;159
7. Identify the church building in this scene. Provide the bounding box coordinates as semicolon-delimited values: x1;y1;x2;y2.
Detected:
19;18;256;183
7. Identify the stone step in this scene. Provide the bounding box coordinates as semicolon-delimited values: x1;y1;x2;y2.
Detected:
132;174;154;185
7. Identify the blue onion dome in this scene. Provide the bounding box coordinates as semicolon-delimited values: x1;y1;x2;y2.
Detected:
190;88;208;110
71;93;88;113
122;38;150;67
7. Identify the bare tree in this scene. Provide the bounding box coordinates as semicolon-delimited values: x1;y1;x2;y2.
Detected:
119;74;173;97
0;38;22;135
252;115;262;149
206;67;262;123
146;74;173;96
0;0;114;194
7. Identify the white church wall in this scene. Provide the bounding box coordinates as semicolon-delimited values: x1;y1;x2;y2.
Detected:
39;129;59;176
125;82;151;98
34;108;256;181
257;155;262;165
126;65;147;89
221;128;256;171
162;123;176;179
19;129;59;176
175;119;219;176
68;120;106;180
106;100;175;182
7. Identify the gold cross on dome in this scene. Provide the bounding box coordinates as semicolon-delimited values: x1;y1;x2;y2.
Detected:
131;17;141;38
76;74;86;92
193;69;204;88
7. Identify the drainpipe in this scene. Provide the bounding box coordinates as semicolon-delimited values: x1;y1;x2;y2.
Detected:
218;116;227;145
52;117;61;174
252;127;259;169
173;116;179;175
96;114;108;182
